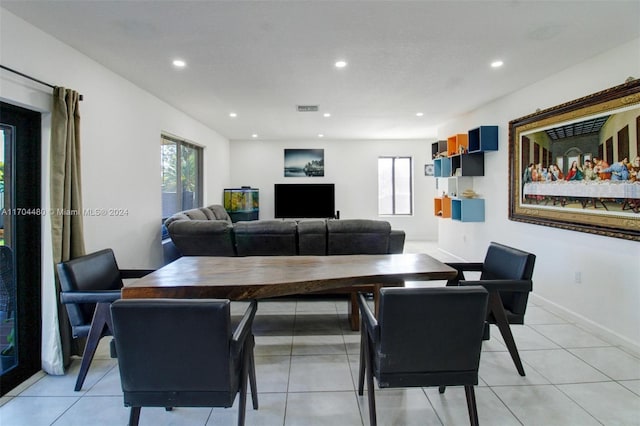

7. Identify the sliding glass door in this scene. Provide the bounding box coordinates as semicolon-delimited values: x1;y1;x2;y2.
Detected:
0;102;42;395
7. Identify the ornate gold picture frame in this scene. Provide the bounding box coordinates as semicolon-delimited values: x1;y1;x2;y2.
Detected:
509;79;640;241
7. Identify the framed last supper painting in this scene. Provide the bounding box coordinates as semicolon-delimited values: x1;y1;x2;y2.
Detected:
509;79;640;241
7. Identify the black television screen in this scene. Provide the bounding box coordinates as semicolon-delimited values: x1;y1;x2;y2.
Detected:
274;184;335;218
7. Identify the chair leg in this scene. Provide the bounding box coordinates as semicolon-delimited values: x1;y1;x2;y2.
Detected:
237;347;250;426
488;292;526;376
464;385;479;426
358;327;366;395
128;407;141;426
349;292;360;331
248;336;259;410
364;337;377;426
74;303;111;391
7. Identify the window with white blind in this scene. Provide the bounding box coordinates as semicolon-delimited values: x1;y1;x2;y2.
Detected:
378;156;413;215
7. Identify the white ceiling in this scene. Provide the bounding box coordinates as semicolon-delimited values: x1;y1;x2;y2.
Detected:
2;1;639;141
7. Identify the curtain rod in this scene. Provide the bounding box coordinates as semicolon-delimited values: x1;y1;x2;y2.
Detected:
0;64;84;101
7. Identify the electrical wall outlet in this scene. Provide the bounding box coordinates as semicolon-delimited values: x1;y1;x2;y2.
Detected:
574;271;582;284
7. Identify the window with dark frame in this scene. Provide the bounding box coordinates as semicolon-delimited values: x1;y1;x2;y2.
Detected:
161;134;203;221
378;156;413;216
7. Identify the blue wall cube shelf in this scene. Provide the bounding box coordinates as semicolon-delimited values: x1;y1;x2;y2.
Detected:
451;198;485;222
468;126;498;153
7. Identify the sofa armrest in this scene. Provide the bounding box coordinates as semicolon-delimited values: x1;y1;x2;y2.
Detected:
168;220;233;236
388;230;405;254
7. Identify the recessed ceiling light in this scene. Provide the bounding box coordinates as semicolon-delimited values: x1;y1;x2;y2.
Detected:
323;113;331;118
251;134;258;138
334;60;347;68
172;59;186;68
229;112;237;118
318;134;325;138
491;60;504;68
416;112;424;117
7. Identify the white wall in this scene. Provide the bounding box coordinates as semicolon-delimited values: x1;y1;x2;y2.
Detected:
3;7;638;351
439;38;640;351
229;138;438;240
0;9;231;268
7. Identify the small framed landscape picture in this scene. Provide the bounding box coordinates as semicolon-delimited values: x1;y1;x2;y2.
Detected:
284;149;324;177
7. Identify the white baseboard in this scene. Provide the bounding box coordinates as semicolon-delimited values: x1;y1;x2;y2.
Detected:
531;293;640;357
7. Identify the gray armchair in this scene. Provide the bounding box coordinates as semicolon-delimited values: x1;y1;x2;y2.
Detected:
358;287;488;426
110;298;258;426
57;248;153;391
446;241;536;376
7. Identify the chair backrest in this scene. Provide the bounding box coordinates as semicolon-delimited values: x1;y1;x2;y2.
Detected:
327;219;391;255
376;286;488;387
481;242;536;316
110;299;237;407
57;248;123;327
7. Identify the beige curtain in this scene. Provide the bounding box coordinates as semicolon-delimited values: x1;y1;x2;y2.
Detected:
50;87;85;367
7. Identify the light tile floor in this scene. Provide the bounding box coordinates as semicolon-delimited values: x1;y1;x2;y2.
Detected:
1;242;639;425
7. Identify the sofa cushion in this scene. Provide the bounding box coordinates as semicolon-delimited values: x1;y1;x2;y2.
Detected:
234;220;297;256
327;219;391;255
298;220;328;255
205;205;232;222
200;207;217;220
183;208;209;221
167;220;236;256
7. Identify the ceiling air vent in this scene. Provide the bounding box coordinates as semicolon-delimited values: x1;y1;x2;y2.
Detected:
297;105;319;112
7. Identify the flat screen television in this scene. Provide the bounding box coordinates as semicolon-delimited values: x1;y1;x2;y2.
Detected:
274;183;335;218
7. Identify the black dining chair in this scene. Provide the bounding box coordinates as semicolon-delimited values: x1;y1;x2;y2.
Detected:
358;286;488;426
446;241;536;376
57;248;153;391
110;298;259;426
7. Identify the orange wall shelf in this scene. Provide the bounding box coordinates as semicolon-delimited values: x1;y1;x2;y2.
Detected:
447;134;468;156
434;196;452;218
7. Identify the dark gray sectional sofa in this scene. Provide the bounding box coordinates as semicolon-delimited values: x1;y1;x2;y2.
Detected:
164;205;406;257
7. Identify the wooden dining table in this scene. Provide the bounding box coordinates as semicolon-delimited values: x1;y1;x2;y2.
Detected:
122;253;458;329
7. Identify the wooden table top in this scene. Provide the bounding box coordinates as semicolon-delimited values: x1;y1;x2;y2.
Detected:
122;253;457;300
